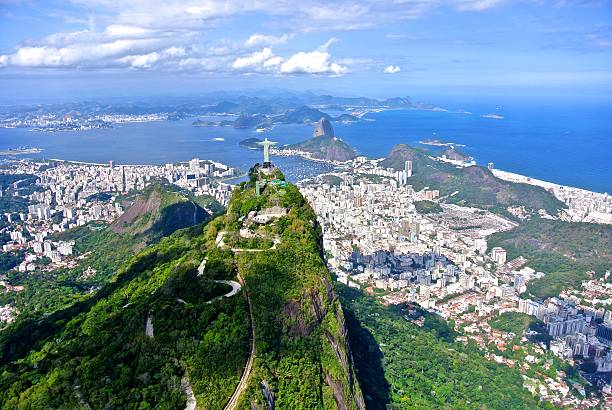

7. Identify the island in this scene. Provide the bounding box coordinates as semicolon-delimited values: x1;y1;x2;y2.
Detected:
239;137;264;150
419;139;465;147
278;118;357;162
0;147;43;156
191;119;218;127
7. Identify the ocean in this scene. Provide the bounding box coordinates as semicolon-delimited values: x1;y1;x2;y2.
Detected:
1;99;610;192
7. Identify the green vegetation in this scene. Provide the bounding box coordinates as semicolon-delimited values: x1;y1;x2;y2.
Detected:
489;312;540;335
221;177;364;408
339;286;553;409
289;135;357;161
0;224;250;409
0;174;37;215
0;174;37;190
0;251;23;274
0;171;364;409
488;218;612;298
1;184;214;320
110;182;211;244
0;195;29;215
321;174;343;187
381;144;565;216
414;200;443;214
194;193;225;216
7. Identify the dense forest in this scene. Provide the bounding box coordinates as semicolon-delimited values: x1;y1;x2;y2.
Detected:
381;144;565;216
0;169;364;409
339;286;555;409
0;221;250;408
216;168;364;408
488;218;612;297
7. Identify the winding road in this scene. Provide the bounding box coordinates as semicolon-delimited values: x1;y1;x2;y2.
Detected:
197;233;257;409
223;272;255;410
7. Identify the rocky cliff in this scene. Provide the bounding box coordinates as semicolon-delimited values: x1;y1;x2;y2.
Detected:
288;118;357;162
313;117;335;138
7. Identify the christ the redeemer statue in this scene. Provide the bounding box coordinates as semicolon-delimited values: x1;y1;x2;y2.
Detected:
257;138;278;167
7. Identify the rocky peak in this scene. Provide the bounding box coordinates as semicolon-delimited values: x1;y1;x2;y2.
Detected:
313;117;334;138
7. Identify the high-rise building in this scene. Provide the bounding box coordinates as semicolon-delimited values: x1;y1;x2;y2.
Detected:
354;195;363;207
487;162;494;170
120;166;127;192
189;158;200;170
491;247;507;265
404;160;413;177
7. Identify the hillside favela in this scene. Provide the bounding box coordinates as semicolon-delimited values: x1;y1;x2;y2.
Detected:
0;1;611;409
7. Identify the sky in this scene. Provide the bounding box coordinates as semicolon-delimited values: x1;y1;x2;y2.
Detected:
1;0;612;102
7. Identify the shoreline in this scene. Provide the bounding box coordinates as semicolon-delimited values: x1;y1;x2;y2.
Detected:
491;169;609;196
270;150;611;224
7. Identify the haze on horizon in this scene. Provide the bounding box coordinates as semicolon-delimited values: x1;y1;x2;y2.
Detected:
1;0;612;103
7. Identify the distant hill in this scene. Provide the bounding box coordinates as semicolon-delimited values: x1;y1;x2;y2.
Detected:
276;105;332;124
231;113;270;129
440;146;472;162
239;137;263;149
488;218;612;298
288;118;357;161
44;183;214;285
381;143;565;216
111;182;210;244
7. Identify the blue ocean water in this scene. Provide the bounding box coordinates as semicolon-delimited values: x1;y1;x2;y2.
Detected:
0;99;610;192
334;100;612;193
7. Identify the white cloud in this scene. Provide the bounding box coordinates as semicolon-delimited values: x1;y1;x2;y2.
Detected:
280;50;347;76
263;56;283;67
384;65;401;74
454;0;504;11
232;48;275;70
245;33;292;47
0;0;508;73
319;37;339;51
231;37;347;76
121;47;185;69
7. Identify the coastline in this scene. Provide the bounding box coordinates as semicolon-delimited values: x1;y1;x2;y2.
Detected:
492;169;611;224
269;149;612;225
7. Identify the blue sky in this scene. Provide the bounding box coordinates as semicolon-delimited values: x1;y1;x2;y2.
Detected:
1;0;612;102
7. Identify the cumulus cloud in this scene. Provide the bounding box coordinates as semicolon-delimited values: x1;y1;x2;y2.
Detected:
280;51;347;76
384;65;401;74
0;0;508;73
232;48;275;70
230;38;347;76
245;33;293;47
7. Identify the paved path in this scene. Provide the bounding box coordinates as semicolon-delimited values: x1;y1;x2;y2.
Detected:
199;257;242;301
145;315;154;338
181;377;197;410
223;273;255;410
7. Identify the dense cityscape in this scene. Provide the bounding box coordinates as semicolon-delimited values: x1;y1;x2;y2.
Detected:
1;0;612;407
1;132;611;407
299;154;612;407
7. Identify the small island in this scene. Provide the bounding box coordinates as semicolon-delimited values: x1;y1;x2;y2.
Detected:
420;139;465;147
239;138;264;150
0;146;43;156
192;119;218;127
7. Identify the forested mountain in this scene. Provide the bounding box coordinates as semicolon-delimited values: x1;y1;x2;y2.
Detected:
381;144;565;216
0;168;364;409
